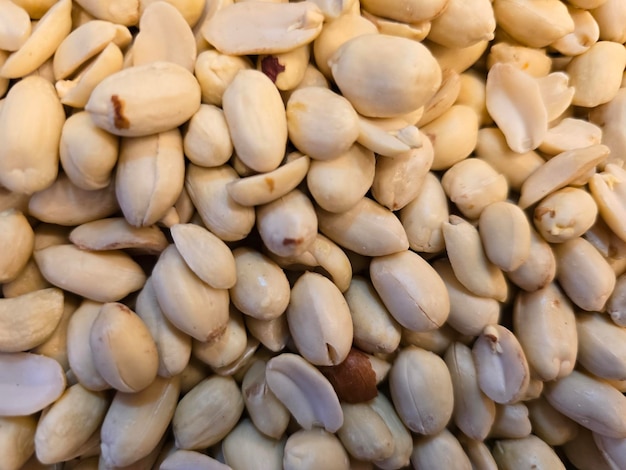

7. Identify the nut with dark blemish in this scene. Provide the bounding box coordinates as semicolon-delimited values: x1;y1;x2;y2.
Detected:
282;237;303;246
111;94;130;129
318;348;378;403
260;55;286;83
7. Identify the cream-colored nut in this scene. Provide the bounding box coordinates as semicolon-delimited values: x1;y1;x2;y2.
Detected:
0;76;64;194
31;296;81;368
283;428;350;470
534;187;598;243
411;429;472;470
203;1;324;55
9;0;57;18
222;418;285;470
140;0;205;27
287;271;353;366
305;0;356;19
585;218;626;265
183;104;232;168
401;324;457;355
445;342;496;441
34;383;108;465
34;244;146;302
389;347;453;434
428;0;495;48
52;19;131;80
241;359;290;440
458;435;498;470
0;0;31;52
0;209;33;284
194;49;252;106
399;172;448;253
135;277;191;378
472;324;530;404
193;308;246;369
317;197;408;256
0;185;29;216
86;61;201;137
282;63;329;102
245;315;290;353
357;116;423;158
257;44;309;91
0;288;63;353
591;0;626;43
554;236;615;311
152;244;229;342
101;376;180;467
538;72;575;122
286;86;359;161
589;164;626;243
540;118;603;155
427;39;490;75
545;370;626;438
2;258;51;299
434;259;500;336
173;375;244;450
455;71;490;126
492;435;566;470
213;335;259;377
527;395;579;446
370;250;450;331
0;352;66;416
594;432;626;470
494;0;574;47
178;356;210;395
133;1;196;71
266;353;343;432
185;164;255;242
567;41;626;108
589;88;626;166
337;402;394;462
89;302;158;393
563;428;614;470
485;63;547;153
361;10;431;42
489;403;532;439
368;393;412;470
0;416;37;470
306;233;352;293
171;223;236;290
161;450;231;470
551;6;600;56
487;42;552;78
307;144;375;213
577;312;626;380
518;144;609;209
513;283;577;381
222;69;287;173
360;0;448;23
418;69;461;127
74;0;139;25
0;0;72;79
608;273;626;327
330;34;442;118
479;201;531;272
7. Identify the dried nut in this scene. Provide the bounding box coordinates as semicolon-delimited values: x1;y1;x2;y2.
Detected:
489;403;532;439
66;300;109;391
135;277;192;378
563;427;614;470
443;215;508;301
537;72;576;122
591;0;626;43
534;187;598;243
337;402;394;462
576;312;626;380
518;144;609;209
360;0;448;24
258;44;309;90
428;0;495;48
411;429;472;470
203;1;324;55
318;348;378;404
372;139;434;211
479;201;531;272
370;250;450;331
356;116;421;158
527;396;579;447
330;34;441;118
306;234;352;293
513;283;577;381
0;352;66;416
492;435;566;470
472;324;530;404
0;76;64;194
133;1;196;71
161;450;231;470
389;346;454;435
34;383;108;464
487;43;552;78
241;360;290;440
85;61;201;137
228;248;289;322
344;276;401;354
185;164;255;242
265;353;343;433
0;416;37;470
507;227;556;292
222;69;287;172
444;342;496;441
286;87;359;161
541;118;603;156
442;159;508;220
317;197;408;257
73;0;139;25
222;418;285;470
458;435;498;470
152;244;229;342
589;164;626;242
283;428;350;470
171;223;236;290
307;144;375;213
183;104;232;168
101;376;180;467
426;39;490;76
227;154;310;207
193;308;247;369
594;432;626;470
0;0;31;51
608;274;626;326
399;172;448;253
173;375;244;450
2;258;50;299
485;63;547;153
245;315;290;353
0;0;72;78
368;393;412;470
139;0;205;27
34;243;146;302
401;324;457;356
433;259;500;336
567;41;626;107
554;236;616;311
194;49;252;107
362;10;432;42
0;209;33;283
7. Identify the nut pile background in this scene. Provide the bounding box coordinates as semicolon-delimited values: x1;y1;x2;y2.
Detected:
1;0;626;468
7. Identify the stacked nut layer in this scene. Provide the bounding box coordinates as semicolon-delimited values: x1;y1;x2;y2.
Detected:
1;0;626;468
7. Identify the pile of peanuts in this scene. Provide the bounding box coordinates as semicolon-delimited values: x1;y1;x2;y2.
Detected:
3;0;626;468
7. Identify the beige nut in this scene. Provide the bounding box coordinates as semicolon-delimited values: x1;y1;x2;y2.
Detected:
411;429;472;470
0;416;37;470
527;395;579;447
183;104;233;168
577;312;626;380
492;435;566;470
222;418;286;470
283;428;350;470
